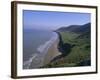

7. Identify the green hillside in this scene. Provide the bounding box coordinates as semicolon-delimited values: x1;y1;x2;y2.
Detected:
43;23;91;68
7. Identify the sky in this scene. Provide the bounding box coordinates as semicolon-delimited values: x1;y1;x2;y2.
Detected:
23;10;91;30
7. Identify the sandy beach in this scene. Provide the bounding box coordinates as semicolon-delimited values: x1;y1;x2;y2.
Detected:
29;32;61;69
43;36;61;65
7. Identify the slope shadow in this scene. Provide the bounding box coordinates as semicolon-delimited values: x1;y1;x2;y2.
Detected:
51;32;75;62
76;59;91;66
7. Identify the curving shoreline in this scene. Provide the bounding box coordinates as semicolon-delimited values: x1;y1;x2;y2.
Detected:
43;33;62;65
28;32;61;69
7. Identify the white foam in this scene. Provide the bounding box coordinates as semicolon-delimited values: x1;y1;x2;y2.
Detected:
23;53;38;69
37;32;58;53
23;32;59;69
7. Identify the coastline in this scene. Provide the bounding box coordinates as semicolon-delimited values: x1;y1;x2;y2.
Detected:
24;22;91;69
43;34;62;65
28;32;61;69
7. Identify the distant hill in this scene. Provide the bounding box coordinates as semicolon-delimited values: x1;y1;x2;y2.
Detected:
56;23;91;41
56;23;91;34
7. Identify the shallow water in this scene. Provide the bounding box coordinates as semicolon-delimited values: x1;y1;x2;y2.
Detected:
23;29;58;69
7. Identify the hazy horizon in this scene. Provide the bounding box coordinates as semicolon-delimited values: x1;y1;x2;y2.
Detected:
23;10;91;30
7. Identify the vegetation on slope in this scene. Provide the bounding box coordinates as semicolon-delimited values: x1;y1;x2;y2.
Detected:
43;23;91;68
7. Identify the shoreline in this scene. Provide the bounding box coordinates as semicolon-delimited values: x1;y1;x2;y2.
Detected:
28;32;61;69
43;34;62;65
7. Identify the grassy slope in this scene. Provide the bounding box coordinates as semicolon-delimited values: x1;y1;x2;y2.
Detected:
44;31;91;68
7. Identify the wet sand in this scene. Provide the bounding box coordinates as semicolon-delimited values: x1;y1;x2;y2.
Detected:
29;33;61;69
43;36;62;65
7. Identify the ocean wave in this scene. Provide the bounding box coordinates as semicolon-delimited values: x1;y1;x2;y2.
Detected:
37;32;58;53
23;32;59;69
23;53;38;69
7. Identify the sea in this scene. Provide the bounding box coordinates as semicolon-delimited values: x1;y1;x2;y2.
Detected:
23;29;58;69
